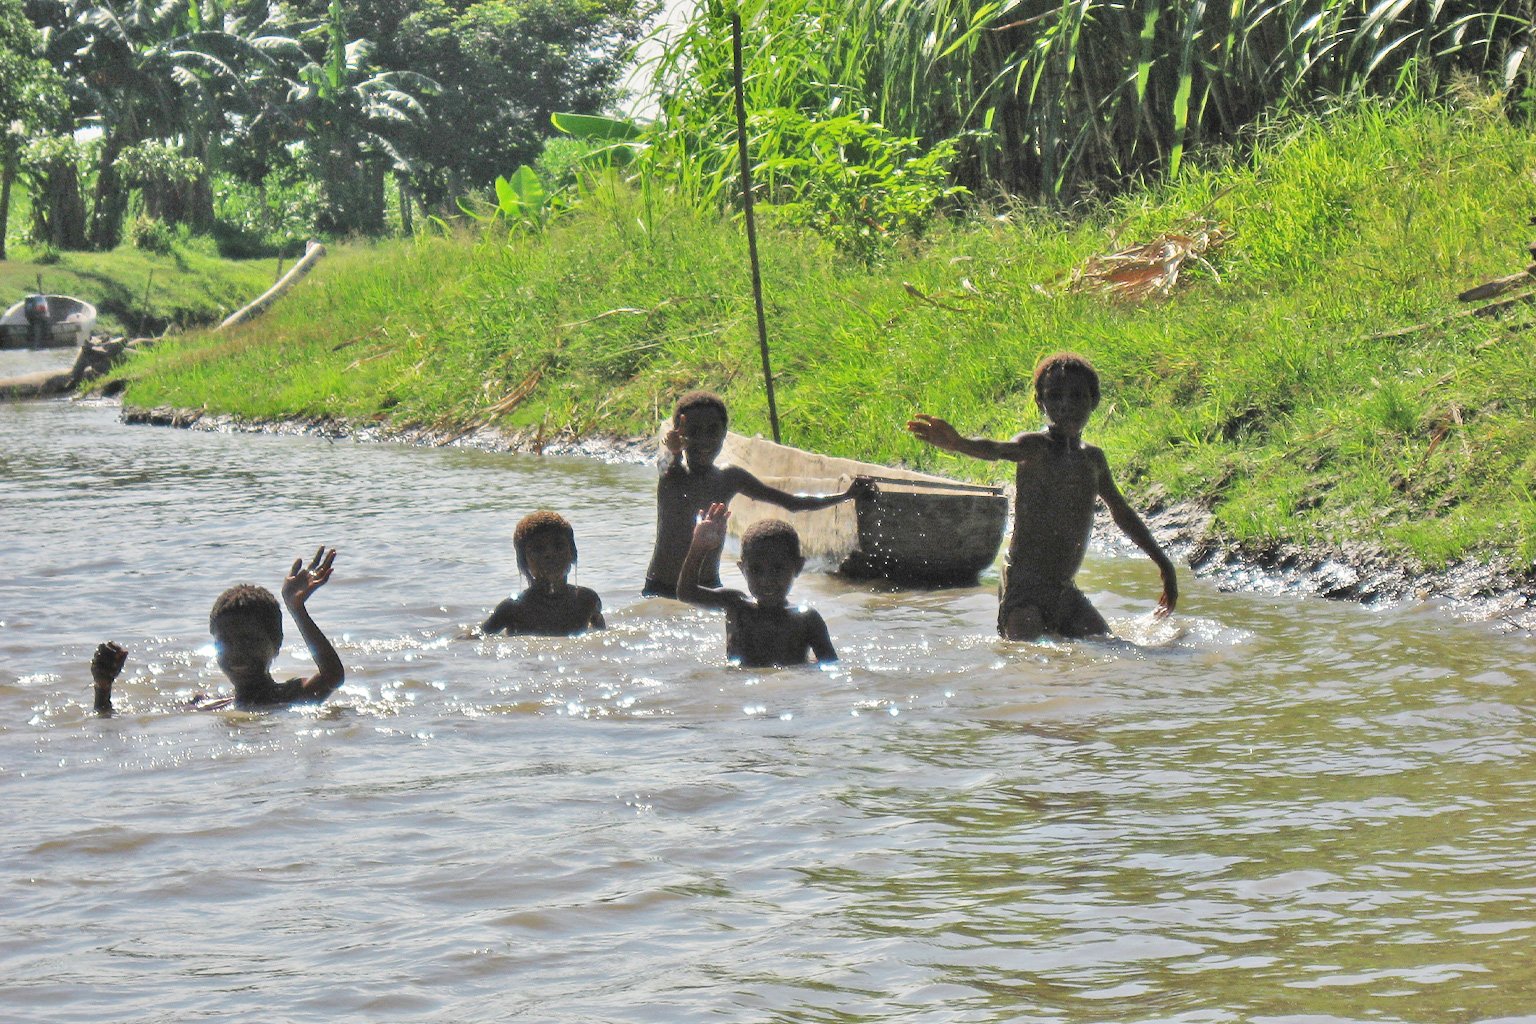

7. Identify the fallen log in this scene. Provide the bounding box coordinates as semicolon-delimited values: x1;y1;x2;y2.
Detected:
0;336;155;401
217;240;326;331
0;367;72;399
1457;263;1536;303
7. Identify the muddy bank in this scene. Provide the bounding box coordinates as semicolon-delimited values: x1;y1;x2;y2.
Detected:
117;403;1535;633
119;402;657;463
1124;499;1535;633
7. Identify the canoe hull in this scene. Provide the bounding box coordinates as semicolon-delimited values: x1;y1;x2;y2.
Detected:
841;486;1008;585
721;432;1008;587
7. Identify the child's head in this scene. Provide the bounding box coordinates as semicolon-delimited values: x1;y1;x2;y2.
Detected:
209;584;283;681
674;390;727;427
1032;352;1100;430
673;390;729;466
738;519;805;605
513;509;578;584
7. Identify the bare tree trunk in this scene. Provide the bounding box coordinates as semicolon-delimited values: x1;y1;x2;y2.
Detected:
0;159;13;261
35;156;88;250
397;174;413;236
90;134;125;250
187;130;215;232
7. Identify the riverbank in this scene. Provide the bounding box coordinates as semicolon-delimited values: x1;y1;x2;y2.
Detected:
105;99;1535;606
1;243;275;337
115;401;1534;631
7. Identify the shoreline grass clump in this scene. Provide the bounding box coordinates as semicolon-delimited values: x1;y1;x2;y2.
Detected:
114;99;1536;572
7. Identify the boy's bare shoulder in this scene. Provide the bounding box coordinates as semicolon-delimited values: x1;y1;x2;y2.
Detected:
1008;430;1054;462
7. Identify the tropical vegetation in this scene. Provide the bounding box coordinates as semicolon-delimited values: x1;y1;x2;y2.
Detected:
7;1;1536;578
114;99;1536;572
5;0;648;256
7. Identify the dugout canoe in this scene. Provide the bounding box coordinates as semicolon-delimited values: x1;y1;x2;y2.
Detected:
0;295;97;350
720;431;1008;586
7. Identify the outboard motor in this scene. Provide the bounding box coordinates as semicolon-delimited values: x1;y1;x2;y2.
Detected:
22;294;49;346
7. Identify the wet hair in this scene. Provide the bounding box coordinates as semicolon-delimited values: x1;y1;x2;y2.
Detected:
673;390;728;427
513;509;577;579
1032;352;1100;406
740;518;802;563
208;583;283;642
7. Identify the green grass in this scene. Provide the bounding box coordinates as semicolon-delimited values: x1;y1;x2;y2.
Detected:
0;239;274;336
115;99;1536;572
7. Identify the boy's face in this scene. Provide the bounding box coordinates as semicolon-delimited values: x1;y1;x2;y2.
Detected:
679;406;727;466
522;529;574;585
211;612;280;683
1036;372;1098;434
739;542;804;607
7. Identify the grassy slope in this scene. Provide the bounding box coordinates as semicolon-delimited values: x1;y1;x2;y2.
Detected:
116;101;1536;571
0;241;274;336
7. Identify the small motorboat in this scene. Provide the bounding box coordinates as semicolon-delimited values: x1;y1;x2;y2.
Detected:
0;294;97;350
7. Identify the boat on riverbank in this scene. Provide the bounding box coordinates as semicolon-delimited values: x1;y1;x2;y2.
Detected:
0;295;97;350
720;431;1008;586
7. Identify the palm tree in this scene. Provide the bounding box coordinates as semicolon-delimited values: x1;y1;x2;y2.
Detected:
285;0;434;236
38;0;301;248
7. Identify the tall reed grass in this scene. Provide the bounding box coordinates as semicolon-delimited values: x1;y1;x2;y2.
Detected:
648;0;1533;201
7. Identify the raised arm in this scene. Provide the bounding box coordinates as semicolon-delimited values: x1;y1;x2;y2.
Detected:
658;418;685;475
1094;454;1178;616
732;468;874;513
907;413;1031;462
280;547;346;700
90;641;127;716
677;503;742;610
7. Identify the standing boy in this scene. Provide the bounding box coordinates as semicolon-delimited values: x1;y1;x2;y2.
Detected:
908;353;1176;639
677;502;837;667
642;390;869;598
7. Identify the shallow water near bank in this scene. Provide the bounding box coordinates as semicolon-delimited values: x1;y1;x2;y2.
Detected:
2;396;1534;1023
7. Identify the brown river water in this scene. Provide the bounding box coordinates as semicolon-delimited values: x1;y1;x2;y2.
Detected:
2;381;1534;1023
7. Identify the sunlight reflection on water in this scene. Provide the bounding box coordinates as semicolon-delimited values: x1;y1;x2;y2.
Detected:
1;399;1534;1023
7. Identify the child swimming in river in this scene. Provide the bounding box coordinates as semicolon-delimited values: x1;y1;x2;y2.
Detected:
907;352;1177;640
643;390;871;598
91;547;345;714
678;502;836;667
481;510;605;636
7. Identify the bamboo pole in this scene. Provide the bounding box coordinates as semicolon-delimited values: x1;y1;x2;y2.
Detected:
731;12;781;444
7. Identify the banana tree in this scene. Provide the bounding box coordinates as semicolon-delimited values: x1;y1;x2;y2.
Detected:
287;0;435;236
38;0;302;247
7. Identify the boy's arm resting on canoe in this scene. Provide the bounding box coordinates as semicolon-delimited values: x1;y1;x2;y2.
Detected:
907;413;1033;462
728;466;875;512
677;503;746;610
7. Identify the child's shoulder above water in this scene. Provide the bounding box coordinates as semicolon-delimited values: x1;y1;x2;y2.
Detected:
483;583;603;637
